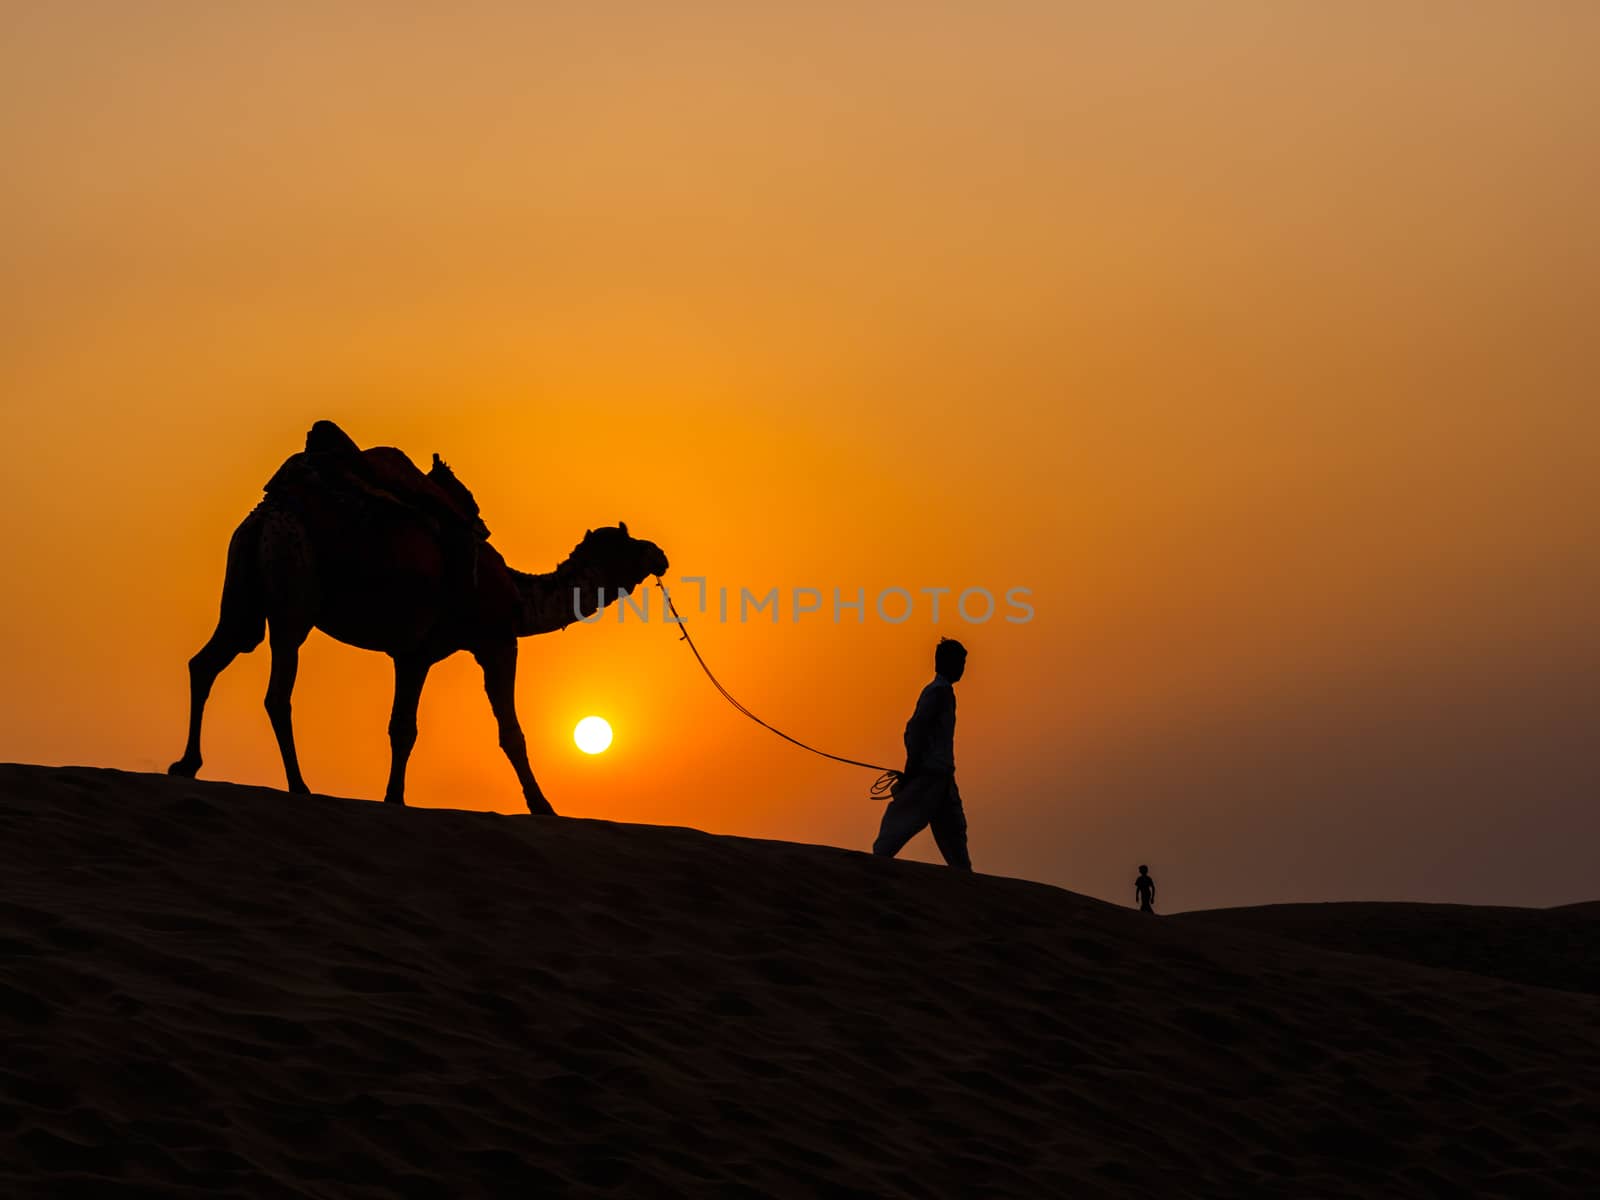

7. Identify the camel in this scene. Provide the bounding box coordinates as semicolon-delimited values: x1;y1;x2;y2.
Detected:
168;422;669;813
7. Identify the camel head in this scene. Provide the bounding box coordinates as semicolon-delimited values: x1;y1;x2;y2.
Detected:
569;522;669;595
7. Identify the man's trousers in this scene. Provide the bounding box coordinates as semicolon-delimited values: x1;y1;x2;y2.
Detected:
872;772;970;870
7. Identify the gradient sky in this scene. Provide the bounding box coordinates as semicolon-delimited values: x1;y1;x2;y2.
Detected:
3;2;1597;910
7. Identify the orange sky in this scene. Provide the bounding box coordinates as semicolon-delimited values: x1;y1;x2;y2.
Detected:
3;3;1597;910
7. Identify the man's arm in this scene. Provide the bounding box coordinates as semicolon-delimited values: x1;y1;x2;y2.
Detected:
901;686;951;779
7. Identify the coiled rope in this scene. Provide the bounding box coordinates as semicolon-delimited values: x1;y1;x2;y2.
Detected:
656;579;900;799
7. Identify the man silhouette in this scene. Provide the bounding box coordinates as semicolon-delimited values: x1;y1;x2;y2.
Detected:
873;638;971;870
1135;864;1156;913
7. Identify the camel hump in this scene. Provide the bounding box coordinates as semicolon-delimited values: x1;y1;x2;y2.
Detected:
305;419;362;458
268;423;491;545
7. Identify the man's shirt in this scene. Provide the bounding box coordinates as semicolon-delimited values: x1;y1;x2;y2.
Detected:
904;674;957;773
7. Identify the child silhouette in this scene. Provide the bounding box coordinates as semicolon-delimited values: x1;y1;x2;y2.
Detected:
1134;865;1156;913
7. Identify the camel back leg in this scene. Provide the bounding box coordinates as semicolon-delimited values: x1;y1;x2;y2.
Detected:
170;513;267;778
264;624;312;794
259;510;319;795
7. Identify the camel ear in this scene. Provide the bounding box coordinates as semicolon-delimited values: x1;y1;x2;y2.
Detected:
619;521;628;536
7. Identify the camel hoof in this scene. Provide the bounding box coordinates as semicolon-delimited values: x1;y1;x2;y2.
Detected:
168;758;200;779
383;794;406;806
525;795;556;816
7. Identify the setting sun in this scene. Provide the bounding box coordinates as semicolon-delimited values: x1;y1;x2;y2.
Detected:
574;716;613;756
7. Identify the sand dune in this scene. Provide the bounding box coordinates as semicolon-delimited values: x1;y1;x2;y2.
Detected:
1176;901;1600;997
1552;900;1600;919
3;764;1599;1198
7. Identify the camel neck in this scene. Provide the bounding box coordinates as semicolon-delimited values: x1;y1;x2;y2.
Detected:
511;560;608;637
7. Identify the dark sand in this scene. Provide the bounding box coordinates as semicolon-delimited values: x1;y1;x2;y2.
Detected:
1176;901;1600;996
3;764;1597;1198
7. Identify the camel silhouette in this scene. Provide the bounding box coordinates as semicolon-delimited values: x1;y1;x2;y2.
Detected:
168;422;668;813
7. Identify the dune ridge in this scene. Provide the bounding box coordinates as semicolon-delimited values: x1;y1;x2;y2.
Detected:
3;763;1598;1198
1177;902;1600;997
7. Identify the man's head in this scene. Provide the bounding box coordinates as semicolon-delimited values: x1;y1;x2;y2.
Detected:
935;637;967;682
1138;865;1149;875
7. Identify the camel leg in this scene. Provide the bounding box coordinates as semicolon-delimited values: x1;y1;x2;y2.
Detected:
168;621;261;778
170;515;267;778
475;642;554;815
383;655;432;805
264;622;313;795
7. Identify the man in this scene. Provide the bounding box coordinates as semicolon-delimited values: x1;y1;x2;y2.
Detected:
1135;864;1156;913
873;638;971;870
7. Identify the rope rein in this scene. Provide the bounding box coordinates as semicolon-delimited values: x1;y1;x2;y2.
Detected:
655;579;900;799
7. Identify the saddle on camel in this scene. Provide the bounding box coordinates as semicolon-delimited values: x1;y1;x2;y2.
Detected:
265;419;490;589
